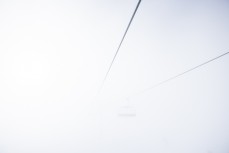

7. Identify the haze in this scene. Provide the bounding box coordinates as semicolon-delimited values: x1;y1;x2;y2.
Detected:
0;0;229;153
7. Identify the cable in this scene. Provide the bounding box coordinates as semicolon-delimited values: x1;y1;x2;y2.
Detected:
98;0;142;94
127;51;229;98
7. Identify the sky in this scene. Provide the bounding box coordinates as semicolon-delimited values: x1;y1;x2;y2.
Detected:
0;0;229;153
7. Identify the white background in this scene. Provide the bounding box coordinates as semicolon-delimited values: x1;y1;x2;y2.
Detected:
0;0;229;152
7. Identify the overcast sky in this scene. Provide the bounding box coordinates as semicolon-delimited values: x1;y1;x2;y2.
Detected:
0;0;229;153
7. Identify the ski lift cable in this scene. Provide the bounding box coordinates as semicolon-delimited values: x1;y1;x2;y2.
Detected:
127;50;229;99
98;0;142;94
